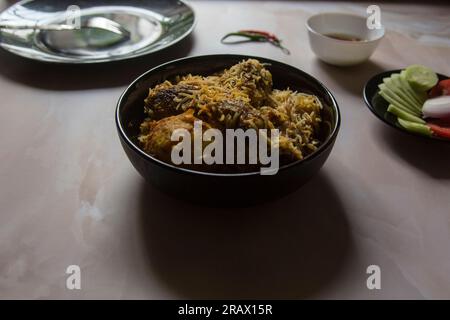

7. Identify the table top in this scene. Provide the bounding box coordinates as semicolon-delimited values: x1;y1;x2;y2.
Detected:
1;0;450;299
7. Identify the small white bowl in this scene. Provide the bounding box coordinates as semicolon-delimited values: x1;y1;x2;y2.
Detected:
306;12;385;66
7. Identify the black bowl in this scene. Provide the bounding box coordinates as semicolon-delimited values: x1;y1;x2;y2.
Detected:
364;69;449;142
116;55;340;205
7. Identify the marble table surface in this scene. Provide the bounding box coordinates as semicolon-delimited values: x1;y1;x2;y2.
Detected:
1;1;450;299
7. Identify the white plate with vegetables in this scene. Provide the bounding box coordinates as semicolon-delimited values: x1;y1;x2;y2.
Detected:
364;65;450;141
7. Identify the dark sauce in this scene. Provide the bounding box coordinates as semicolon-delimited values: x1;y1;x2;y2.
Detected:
324;33;362;41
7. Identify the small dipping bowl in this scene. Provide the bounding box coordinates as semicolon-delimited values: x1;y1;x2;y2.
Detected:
306;12;385;66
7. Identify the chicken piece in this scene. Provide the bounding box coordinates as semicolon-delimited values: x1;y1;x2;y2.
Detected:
197;97;266;130
139;110;211;164
218;59;273;108
143;81;198;120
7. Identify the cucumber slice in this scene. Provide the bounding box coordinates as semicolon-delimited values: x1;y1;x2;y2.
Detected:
399;71;428;104
388;75;424;108
379;88;418;116
379;84;421;116
397;118;432;137
404;64;438;92
387;105;425;124
382;94;421;117
383;77;422;111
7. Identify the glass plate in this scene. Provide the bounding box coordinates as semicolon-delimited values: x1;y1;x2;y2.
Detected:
0;0;195;64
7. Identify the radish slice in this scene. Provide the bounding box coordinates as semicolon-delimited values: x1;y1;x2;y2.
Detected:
422;96;450;119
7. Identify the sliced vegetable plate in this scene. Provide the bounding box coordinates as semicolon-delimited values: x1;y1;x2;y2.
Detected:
364;68;450;142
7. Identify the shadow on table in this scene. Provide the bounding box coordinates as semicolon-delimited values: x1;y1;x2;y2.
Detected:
0;34;195;90
312;59;386;97
137;172;353;299
375;122;450;180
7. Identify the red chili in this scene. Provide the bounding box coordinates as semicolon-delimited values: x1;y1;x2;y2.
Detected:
221;30;290;55
239;29;279;41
